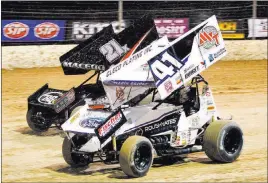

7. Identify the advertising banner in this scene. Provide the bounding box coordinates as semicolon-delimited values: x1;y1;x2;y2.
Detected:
154;18;189;38
2;20;66;42
218;20;245;39
67;20;130;40
248;18;267;38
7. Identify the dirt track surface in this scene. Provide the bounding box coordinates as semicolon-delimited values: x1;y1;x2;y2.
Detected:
2;60;267;182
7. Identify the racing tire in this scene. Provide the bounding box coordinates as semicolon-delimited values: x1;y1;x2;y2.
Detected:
119;136;153;178
62;136;92;167
26;109;52;132
203;120;243;163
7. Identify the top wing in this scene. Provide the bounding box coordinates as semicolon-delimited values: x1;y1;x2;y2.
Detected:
60;15;159;75
148;15;227;99
100;15;227;108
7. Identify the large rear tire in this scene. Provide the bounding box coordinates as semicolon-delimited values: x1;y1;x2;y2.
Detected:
62;136;92;167
26;109;52;132
119;136;153;178
203;120;243;163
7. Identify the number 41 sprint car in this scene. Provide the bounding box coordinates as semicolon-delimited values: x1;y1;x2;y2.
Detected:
60;15;243;177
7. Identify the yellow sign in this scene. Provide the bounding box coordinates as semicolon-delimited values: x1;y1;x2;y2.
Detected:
219;22;237;31
222;33;245;39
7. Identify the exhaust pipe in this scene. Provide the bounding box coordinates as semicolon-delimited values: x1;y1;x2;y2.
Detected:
166;146;203;155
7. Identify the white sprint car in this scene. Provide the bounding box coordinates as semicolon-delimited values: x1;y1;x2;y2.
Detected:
61;15;243;177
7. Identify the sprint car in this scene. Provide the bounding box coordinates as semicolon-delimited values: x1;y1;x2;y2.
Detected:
26;15;159;132
61;15;243;177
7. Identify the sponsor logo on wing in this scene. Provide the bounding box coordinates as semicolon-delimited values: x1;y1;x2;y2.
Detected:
199;26;220;49
116;87;125;102
62;61;105;71
120;28;153;62
38;92;63;105
144;118;177;132
164;80;173;94
98;111;122;137
3;22;29;39
185;65;199;79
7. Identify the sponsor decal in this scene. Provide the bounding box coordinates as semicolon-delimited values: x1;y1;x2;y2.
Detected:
116;87;125;102
185;65;199;79
62;61;105;71
213;47;226;59
144;118;177;132
184;64;195;73
154;18;189;38
103;80;154;87
79;117;106;128
106;45;153;77
98;111;122;137
70;112;80;123
34;22;60;39
208;54;214;62
191;116;200;127
164;80;173;94
207;106;215;110
207;99;213;105
38;92;63;105
99;39;129;63
135;128;143;136
3;22;29;39
176;74;182;84
54;88;75;113
199;26;220;49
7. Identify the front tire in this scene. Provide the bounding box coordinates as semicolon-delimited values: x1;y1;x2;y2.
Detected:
119;136;153;177
62;136;92;167
26;109;52;132
203;120;243;163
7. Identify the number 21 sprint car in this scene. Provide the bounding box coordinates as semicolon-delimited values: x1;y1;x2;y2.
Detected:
60;15;243;177
26;15;159;132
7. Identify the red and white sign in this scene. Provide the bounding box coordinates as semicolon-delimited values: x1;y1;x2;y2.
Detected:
154;18;189;38
34;22;60;39
3;22;29;39
98;111;122;137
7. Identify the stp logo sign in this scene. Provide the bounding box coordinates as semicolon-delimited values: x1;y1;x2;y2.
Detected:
34;22;60;39
3;22;29;39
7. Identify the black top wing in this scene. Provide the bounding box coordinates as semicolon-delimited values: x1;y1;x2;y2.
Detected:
60;15;159;75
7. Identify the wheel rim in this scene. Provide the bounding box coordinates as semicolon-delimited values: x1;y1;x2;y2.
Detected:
134;144;152;171
71;136;91;165
223;128;242;154
31;112;51;130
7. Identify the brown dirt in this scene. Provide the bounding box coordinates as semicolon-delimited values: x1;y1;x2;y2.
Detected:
2;60;267;182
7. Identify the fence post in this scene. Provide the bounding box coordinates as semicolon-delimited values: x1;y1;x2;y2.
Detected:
252;0;257;40
118;0;123;31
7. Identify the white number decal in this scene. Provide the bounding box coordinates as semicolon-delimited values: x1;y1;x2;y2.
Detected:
99;39;125;63
151;60;175;80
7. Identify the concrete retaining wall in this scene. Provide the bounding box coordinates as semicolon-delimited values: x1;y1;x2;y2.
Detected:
2;40;267;69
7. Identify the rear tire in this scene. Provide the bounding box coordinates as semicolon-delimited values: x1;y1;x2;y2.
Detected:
203;120;243;163
62;136;92;167
26;109;52;132
119;136;153;177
